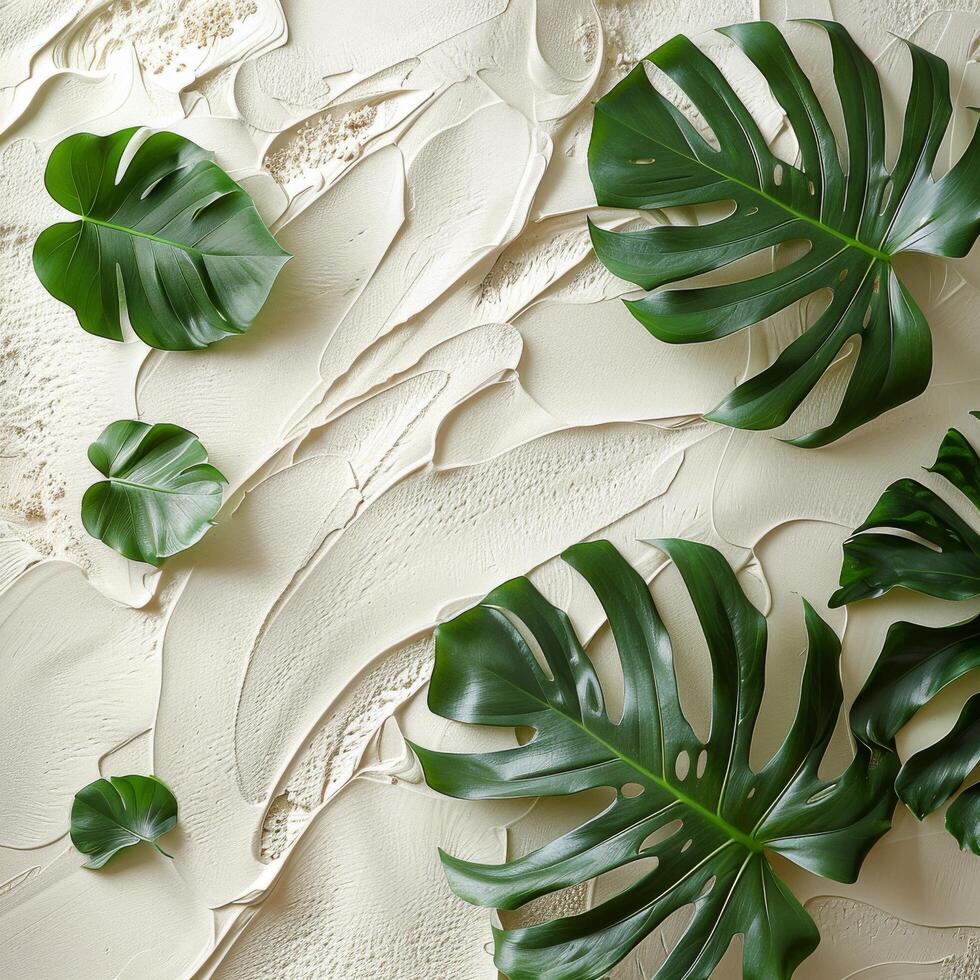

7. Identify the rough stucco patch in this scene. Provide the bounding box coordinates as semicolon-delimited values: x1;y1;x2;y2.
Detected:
213;780;520;980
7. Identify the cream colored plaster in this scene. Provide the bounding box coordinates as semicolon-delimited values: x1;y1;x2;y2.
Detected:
1;1;979;977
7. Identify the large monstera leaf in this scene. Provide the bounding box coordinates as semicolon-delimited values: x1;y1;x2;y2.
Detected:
33;128;290;350
588;21;980;446
833;415;980;854
82;419;226;565
831;416;980;606
411;539;897;980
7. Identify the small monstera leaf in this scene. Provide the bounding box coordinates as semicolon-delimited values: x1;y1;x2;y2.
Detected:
831;416;980;606
833;414;980;854
33;128;290;350
851;616;980;855
411;539;896;980
82;420;226;565
70;775;178;869
588;21;980;446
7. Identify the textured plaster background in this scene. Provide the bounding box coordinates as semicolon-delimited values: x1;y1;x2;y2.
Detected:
1;1;979;977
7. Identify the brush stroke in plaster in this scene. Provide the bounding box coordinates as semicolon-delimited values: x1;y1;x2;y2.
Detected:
204;779;525;980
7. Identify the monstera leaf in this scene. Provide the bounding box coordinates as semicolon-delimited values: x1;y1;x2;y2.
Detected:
70;774;178;869
851;616;980;854
831;417;980;606
833;415;980;854
33;128;290;350
588;21;980;446
82;419;226;565
411;539;896;979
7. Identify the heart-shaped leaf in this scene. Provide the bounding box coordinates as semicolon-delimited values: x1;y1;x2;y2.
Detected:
70;774;178;870
588;21;980;446
33;127;290;350
82;419;226;565
412;539;896;980
834;413;980;854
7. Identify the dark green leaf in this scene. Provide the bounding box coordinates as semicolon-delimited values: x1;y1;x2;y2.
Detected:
412;539;896;980
70;775;178;870
946;784;980;854
588;21;980;445
82;419;226;565
850;615;980;848
894;695;980;819
33;128;290;350
831;424;980;607
852;617;980;749
839;417;980;854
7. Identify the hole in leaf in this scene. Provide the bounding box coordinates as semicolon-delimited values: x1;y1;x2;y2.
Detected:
586;623;623;724
114;128;154;184
632;158;656;164
640;819;683;852
192;191;234;223
862;306;873;328
773;238;813;270
880;177;894;214
801;285;833;329
696;749;708;778
872;526;942;553
515;725;536;746
773;163;784;186
839;267;849;281
657;904;697;959
499;608;555;681
807;783;838;805
808;179;815;196
747;786;756;800
115;266;138;343
642;61;720;151
621;782;644;798
675;750;690;781
697;875;716;900
140;173;172;200
681;838;693;853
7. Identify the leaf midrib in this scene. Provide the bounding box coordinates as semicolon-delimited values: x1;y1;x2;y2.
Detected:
83;214;203;255
107;475;215;496
598;103;893;263
492;665;763;854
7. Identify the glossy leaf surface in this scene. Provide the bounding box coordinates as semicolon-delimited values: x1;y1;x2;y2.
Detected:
831;421;980;606
82;419;226;565
413;539;896;979
588;21;980;445
838;415;980;854
851;616;980;854
34;128;290;350
947;784;980;853
70;775;178;870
